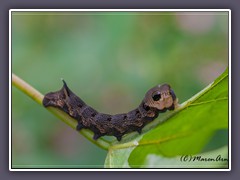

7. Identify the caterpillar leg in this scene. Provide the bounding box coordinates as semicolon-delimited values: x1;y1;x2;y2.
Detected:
76;123;84;131
136;128;142;134
93;133;103;140
114;134;123;141
168;103;175;111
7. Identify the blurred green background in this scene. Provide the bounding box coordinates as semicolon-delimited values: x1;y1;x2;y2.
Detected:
12;11;229;168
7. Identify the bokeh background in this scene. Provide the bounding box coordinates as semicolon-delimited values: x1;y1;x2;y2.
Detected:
12;11;229;168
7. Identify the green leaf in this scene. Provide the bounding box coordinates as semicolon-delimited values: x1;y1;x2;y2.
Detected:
105;68;228;168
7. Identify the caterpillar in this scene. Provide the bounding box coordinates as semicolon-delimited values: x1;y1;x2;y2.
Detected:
42;80;178;141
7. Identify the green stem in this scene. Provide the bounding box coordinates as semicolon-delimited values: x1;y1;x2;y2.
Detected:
12;73;111;150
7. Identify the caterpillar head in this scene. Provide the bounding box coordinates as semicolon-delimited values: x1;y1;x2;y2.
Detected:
143;84;178;111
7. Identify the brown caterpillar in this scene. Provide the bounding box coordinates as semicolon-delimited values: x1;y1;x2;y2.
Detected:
42;80;178;141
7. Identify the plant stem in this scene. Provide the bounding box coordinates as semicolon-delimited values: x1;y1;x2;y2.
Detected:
12;73;110;150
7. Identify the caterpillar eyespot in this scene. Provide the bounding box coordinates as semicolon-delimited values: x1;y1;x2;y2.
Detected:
152;92;161;101
42;80;178;141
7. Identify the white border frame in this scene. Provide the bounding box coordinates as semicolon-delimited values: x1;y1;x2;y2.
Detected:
9;9;231;171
